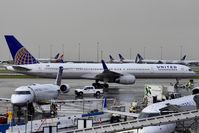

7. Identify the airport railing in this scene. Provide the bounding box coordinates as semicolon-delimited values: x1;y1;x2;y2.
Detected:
62;109;199;133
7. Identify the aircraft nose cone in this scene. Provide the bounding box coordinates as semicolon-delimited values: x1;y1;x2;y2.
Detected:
11;94;33;106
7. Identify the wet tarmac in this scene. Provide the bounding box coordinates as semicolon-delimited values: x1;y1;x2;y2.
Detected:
0;78;196;113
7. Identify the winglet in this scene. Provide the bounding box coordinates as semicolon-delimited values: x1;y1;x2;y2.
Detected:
4;35;39;65
55;66;64;86
101;60;108;70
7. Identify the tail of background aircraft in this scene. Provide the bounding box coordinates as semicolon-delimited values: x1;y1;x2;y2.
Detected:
136;53;144;63
54;53;60;59
181;55;186;61
135;54;139;63
56;53;64;63
5;35;39;65
109;55;114;62
118;54;125;61
137;53;144;60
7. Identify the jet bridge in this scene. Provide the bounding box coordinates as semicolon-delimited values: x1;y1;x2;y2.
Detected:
63;109;199;133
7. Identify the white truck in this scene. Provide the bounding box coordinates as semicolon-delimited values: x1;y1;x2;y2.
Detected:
75;86;103;96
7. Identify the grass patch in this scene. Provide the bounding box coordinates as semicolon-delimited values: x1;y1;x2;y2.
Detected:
0;75;38;78
0;69;13;73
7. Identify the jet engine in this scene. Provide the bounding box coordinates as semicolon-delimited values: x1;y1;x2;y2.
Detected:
60;84;70;93
192;87;199;95
115;75;136;84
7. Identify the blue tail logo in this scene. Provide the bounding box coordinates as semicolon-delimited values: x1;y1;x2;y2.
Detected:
5;35;39;65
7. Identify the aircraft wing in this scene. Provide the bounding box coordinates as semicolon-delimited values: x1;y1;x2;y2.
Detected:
0;98;11;102
81;70;122;81
81;73;99;79
104;109;139;118
95;70;122;82
94;60;122;82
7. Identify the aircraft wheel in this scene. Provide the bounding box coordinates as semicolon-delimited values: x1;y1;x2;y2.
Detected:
93;83;102;88
96;91;100;96
92;83;98;88
104;84;109;88
79;92;83;96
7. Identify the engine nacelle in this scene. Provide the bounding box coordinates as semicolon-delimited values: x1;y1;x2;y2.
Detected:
192;87;199;95
60;84;70;93
115;75;136;84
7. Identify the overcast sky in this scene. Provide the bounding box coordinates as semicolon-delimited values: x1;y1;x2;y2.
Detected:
0;0;199;61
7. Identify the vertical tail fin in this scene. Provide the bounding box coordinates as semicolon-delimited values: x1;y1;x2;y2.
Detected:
137;53;144;60
4;35;39;65
109;55;114;62
56;54;64;63
135;54;139;63
136;53;143;63
55;66;63;86
118;54;124;61
101;60;109;70
181;55;186;61
54;53;60;59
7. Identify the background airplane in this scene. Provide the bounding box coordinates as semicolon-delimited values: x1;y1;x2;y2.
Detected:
38;53;64;63
118;54;138;63
137;53;187;64
108;55;121;63
5;35;196;88
134;91;198;133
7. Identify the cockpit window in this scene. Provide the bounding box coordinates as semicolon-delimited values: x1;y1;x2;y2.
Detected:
15;91;31;95
189;69;192;71
138;112;160;119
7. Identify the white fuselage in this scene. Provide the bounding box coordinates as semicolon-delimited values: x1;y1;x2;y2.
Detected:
8;62;196;79
11;84;59;106
136;95;196;133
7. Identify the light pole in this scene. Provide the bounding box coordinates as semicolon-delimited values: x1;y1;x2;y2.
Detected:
160;46;163;60
62;44;65;59
180;45;183;58
101;50;103;60
38;45;40;58
97;42;99;62
50;44;53;58
143;47;146;59
78;43;80;61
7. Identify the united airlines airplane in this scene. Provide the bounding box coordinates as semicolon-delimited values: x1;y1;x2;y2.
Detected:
4;35;196;88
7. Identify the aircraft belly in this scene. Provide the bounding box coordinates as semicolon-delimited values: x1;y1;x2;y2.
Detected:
34;90;58;102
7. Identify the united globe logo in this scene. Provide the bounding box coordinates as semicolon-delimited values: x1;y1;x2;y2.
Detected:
14;47;38;65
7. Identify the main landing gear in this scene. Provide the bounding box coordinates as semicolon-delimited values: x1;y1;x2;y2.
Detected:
92;82;109;88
